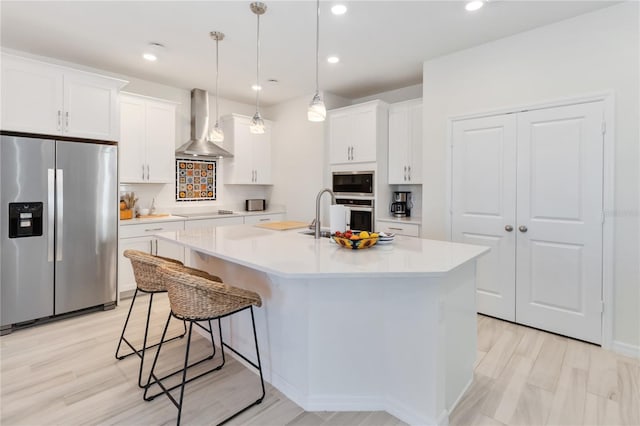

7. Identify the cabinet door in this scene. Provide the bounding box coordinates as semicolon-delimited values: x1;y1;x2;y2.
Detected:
119;95;147;183
329;112;352;164
155;239;184;264
407;101;422;183
351;108;376;163
63;72;119;140
1;55;63;135
118;237;153;293
388;105;410;184
252;123;272;184
145;101;176;183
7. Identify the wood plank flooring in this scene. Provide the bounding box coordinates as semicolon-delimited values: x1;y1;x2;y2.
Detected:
1;295;638;425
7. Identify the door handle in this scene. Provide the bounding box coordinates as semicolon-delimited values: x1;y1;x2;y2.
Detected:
56;169;64;261
505;225;513;232
47;169;55;262
519;225;528;233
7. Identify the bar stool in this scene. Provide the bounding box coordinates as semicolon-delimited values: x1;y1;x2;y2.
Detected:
144;264;265;426
115;249;223;388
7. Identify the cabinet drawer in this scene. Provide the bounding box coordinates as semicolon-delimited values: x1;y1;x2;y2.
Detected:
184;216;244;230
119;220;184;238
243;213;285;225
377;221;420;237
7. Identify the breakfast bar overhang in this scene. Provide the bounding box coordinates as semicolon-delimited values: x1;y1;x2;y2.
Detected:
156;225;489;425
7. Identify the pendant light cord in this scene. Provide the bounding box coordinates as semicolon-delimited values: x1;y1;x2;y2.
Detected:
215;36;220;125
256;12;261;113
315;0;320;94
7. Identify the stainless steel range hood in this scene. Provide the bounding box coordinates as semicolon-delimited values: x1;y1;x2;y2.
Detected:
175;89;233;158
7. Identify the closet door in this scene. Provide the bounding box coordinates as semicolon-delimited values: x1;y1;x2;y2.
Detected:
515;101;604;344
451;114;517;321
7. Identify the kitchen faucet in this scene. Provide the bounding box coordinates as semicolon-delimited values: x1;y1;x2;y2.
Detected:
315;188;336;239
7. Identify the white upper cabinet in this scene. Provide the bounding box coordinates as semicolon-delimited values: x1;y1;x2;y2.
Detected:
328;101;387;165
119;93;177;183
221;114;273;185
1;53;126;141
388;99;422;184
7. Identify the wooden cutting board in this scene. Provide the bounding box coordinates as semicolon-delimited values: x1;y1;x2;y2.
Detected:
255;221;310;231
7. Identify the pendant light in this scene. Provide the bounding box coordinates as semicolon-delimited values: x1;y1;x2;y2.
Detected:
209;31;224;143
308;0;326;122
250;2;267;134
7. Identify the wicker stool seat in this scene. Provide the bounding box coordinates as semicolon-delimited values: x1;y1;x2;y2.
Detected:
115;250;222;388
144;264;265;426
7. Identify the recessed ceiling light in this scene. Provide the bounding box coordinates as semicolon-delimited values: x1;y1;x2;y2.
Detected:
327;56;340;64
465;1;484;11
252;84;262;91
142;42;164;62
331;4;347;15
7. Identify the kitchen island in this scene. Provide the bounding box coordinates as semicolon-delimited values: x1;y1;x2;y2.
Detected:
156;225;489;425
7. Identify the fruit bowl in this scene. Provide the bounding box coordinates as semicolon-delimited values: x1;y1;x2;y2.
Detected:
331;232;379;250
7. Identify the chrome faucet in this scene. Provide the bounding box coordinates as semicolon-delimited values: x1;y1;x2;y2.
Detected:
315;188;336;239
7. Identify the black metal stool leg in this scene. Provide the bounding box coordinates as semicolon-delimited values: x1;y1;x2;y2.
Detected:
176;321;194;426
115;289;139;360
144;312;172;400
136;292;155;387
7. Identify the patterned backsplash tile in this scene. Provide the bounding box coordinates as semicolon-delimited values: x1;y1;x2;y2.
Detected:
176;158;217;202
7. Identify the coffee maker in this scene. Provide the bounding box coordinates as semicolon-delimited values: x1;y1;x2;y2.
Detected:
391;191;412;217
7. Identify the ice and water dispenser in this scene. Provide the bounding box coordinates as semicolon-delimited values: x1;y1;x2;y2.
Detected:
8;202;43;238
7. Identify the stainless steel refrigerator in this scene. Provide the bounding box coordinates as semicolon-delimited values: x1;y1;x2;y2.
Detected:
1;134;117;334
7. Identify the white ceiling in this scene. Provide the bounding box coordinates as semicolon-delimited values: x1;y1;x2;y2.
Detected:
1;1;617;106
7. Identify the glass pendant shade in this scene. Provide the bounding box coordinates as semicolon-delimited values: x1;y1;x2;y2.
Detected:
209;122;224;142
249;112;265;134
308;92;326;122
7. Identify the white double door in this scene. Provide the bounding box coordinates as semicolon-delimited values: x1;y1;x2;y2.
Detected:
451;101;604;344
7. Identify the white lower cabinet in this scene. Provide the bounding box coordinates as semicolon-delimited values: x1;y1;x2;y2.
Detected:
376;220;420;237
243;213;285;225
118;220;185;294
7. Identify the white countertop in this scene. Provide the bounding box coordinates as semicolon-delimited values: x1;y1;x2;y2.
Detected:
119;209;286;226
156;224;489;278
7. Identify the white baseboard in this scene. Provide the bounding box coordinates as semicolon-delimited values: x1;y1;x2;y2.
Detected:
612;340;640;359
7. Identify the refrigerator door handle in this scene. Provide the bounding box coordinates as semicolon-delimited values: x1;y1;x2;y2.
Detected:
56;169;64;261
48;169;55;262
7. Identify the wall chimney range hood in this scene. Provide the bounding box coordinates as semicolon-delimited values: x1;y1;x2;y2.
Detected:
175;89;233;158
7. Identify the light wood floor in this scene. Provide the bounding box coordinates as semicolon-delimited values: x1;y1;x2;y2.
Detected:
1;295;638;425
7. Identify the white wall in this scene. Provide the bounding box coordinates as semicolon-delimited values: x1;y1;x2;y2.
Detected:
421;2;639;347
265;91;351;223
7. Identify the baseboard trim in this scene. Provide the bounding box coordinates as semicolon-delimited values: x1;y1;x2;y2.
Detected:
612;340;640;359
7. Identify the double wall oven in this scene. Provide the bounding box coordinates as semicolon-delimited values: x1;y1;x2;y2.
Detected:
332;171;375;232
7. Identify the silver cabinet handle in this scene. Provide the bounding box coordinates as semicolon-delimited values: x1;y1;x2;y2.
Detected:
65;111;69;130
519;225;528;233
351;146;354;160
47;169;55;262
255;169;258;182
57;110;62;131
259;218;270;222
149;240;153;254
407;165;411;181
154;239;158;255
56;169;63;261
142;164;145;180
146;164;150;180
388;227;403;231
403;166;407;181
347;146;350;160
144;227;164;232
505;225;513;232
